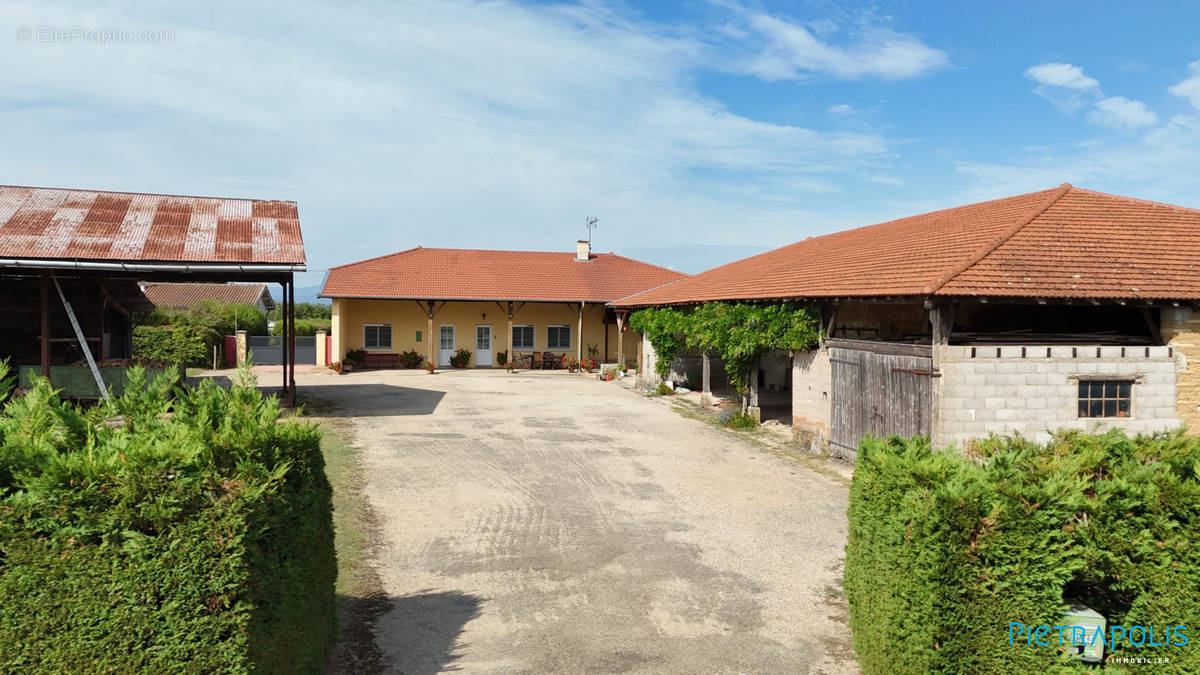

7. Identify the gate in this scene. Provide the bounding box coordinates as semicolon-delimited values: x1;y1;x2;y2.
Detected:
829;339;934;455
246;336;316;365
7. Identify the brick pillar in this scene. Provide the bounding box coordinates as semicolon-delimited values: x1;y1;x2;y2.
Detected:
1162;306;1200;433
236;330;248;366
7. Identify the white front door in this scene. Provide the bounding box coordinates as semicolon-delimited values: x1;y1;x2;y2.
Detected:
475;325;493;366
438;325;455;366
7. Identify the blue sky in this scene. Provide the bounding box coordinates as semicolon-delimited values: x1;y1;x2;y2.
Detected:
5;1;1200;293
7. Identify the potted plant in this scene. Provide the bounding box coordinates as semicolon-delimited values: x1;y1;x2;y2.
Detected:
581;358;596;373
344;348;366;371
450;347;472;368
330;360;344;374
422;360;435;374
497;350;508;367
564;356;579;373
618;363;629;377
399;349;423;368
601;372;614;381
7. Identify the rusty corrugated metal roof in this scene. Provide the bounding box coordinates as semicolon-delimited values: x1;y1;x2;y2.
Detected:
142;282;275;310
0;186;305;265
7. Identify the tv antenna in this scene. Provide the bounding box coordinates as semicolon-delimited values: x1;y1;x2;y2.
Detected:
586;216;599;245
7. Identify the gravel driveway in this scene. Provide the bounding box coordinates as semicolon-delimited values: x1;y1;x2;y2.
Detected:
302;368;855;674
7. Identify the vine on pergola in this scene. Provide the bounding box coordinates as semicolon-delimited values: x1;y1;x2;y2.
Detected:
630;302;822;406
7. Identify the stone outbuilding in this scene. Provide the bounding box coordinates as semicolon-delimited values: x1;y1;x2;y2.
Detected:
613;184;1200;455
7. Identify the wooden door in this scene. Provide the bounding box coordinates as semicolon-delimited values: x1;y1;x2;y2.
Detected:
830;340;933;455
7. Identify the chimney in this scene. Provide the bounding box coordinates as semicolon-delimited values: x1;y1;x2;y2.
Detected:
576;239;590;261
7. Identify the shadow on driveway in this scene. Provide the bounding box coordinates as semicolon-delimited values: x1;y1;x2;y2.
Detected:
298;384;446;417
185;376;446;417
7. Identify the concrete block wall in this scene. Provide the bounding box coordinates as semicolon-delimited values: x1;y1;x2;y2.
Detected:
791;348;831;452
1161;306;1200;433
935;344;1180;448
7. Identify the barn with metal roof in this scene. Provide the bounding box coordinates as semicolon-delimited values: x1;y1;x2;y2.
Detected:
0;185;307;403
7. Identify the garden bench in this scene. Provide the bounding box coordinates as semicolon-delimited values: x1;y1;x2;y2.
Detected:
362;352;401;369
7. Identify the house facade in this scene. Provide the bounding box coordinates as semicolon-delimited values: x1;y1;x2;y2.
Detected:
614;184;1200;455
322;241;685;368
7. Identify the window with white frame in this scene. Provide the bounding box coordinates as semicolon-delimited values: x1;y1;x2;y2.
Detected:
512;325;534;349
547;325;571;350
363;324;392;350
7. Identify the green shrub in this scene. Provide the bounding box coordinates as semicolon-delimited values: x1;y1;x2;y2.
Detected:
726;411;758;429
398;349;423;368
845;431;1200;674
0;363;336;672
132;323;222;367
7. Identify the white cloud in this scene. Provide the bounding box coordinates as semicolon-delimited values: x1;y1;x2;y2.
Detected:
1087;96;1158;130
1168;61;1200;109
1024;62;1100;90
1024;62;1101;114
0;0;900;284
827;103;857;115
732;11;947;81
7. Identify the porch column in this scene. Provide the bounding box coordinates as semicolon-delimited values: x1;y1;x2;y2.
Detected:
701;351;712;406
40;273;50;377
506;301;514;371
577;301;585;362
615;310;626;367
425;302;435;366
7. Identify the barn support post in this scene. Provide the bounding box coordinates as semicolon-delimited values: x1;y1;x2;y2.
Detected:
281;278;289;399
287;273;296;407
700;351;712;406
40;273;50;377
615;310;627;367
747;360;761;422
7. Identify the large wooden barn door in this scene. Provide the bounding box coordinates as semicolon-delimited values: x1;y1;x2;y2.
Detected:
829;340;933;455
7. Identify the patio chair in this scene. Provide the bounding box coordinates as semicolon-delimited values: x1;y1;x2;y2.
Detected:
531;352;544;370
543;352;563;369
513;351;532;369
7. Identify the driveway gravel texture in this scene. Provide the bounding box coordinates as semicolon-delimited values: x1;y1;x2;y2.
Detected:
301;367;856;674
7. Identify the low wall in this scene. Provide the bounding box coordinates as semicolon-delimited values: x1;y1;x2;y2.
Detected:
935;345;1181;448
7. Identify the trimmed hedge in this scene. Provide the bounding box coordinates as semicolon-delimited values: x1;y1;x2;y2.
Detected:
132;323;222;367
845;431;1200;674
0;364;336;672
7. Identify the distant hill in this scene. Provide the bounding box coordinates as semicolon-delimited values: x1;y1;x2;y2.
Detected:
294;285;330;304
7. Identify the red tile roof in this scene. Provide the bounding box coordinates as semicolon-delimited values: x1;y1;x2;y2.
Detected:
142;282;275;311
321;247;686;302
612;184;1200;306
0;186;305;266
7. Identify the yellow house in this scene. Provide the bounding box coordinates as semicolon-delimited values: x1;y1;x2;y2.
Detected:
321;241;685;368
